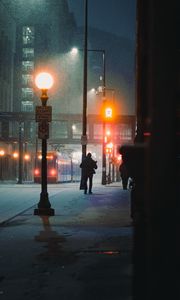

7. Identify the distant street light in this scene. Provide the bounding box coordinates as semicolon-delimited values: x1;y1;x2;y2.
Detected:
13;152;18;158
71;47;79;56
34;72;55;216
24;154;30;161
0;150;5;181
0;150;5;156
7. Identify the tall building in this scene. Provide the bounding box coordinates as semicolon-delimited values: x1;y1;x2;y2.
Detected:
5;0;77;113
0;1;16;112
5;0;79;139
0;0;79;180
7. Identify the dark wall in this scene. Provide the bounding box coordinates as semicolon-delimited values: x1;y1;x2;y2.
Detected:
133;1;179;299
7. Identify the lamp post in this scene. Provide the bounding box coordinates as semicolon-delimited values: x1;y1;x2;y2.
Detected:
17;121;23;184
81;0;88;160
82;48;106;185
104;88;115;183
101;50;106;185
34;72;55;216
13;151;18;180
71;46;106;185
24;152;30;181
79;0;88;190
0;150;5;181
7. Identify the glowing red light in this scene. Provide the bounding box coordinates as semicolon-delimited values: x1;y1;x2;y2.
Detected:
143;132;151;136
47;155;53;160
34;169;40;175
50;169;56;176
117;154;122;161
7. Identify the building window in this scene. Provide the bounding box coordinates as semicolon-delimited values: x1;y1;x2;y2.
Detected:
22;61;34;72
72;122;83;139
22;26;34;45
21;88;33;101
21;101;33;112
22;48;34;59
22;74;33;86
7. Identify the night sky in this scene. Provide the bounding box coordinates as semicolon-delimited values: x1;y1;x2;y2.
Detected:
68;0;136;41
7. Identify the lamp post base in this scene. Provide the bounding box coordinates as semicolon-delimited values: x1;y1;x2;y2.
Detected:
34;192;55;216
101;170;107;185
34;207;55;216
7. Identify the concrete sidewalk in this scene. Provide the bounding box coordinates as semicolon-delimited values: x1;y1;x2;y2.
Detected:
0;182;81;224
0;183;133;300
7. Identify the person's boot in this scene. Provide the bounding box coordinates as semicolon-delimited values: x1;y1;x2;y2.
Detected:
84;190;87;194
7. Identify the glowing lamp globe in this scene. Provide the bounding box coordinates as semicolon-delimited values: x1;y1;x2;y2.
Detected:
35;72;54;90
71;47;78;55
0;150;5;156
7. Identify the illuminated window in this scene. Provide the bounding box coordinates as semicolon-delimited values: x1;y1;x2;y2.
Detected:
22;74;33;86
21;88;33;101
22;48;34;59
22;61;34;72
21;101;33;112
22;26;34;45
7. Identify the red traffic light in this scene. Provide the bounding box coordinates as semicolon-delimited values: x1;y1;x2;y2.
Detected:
105;107;113;118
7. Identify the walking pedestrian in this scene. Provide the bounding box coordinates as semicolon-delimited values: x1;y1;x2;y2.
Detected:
80;152;97;194
119;161;129;190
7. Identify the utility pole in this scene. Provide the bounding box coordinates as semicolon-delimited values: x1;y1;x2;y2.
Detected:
80;0;88;189
101;50;106;185
17;121;23;184
81;0;88;159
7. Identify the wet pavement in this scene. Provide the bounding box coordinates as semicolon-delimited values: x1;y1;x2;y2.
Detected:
0;183;133;300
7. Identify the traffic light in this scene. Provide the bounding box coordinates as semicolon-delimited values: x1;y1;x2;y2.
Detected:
105;142;113;154
105;130;113;154
111;154;122;164
100;101;115;122
101;102;114;123
104;130;111;143
105;107;113;119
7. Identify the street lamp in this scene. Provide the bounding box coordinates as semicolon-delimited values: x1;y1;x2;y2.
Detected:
71;46;106;185
24;153;30;181
82;0;88;160
79;0;88;190
34;72;55;216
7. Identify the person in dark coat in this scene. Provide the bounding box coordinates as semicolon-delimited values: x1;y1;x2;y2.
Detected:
80;152;97;194
119;161;129;190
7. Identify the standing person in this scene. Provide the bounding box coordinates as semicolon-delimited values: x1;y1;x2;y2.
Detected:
119;161;129;190
80;152;97;194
